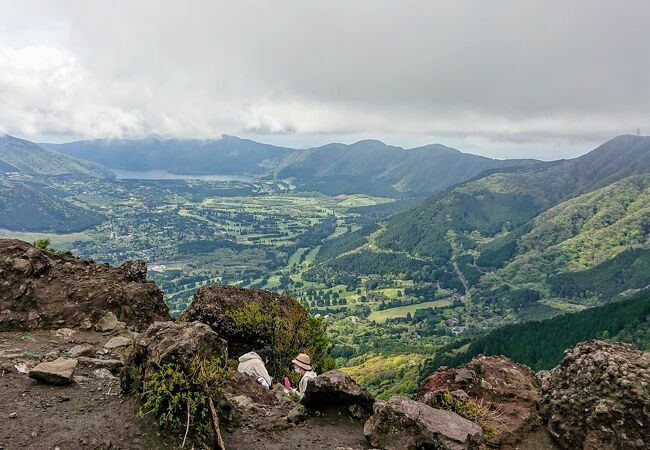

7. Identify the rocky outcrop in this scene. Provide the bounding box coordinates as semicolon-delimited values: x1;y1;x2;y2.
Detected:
364;395;483;450
301;369;375;414
28;357;77;385
122;320;227;390
541;340;650;450
416;355;541;444
219;371;279;427
0;239;170;332
181;285;307;357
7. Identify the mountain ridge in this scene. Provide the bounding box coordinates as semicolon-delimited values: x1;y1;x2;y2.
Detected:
0;134;113;178
44;135;539;196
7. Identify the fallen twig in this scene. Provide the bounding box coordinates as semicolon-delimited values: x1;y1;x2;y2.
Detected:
204;382;226;450
182;398;191;448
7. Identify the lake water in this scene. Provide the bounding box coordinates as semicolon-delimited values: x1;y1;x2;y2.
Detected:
111;169;253;182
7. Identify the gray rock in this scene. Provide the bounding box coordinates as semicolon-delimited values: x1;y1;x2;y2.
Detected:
68;344;94;358
93;368;117;379
77;357;123;372
363;395;482;450
286;406;306;424
450;389;469;400
12;258;32;275
301;370;375;412
43;350;60;361
121;321;228;398
28;357;77;385
348;403;367;420
453;368;476;384
119;260;147;282
103;336;133;349
95;312;121;332
135;321;227;372
80;318;93;330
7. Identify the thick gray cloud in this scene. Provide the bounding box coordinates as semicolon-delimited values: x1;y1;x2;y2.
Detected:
0;0;648;159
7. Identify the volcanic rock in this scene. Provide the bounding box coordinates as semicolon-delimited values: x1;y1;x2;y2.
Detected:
301;370;375;413
363;395;483;450
0;239;171;332
180;285;307;357
416;355;541;444
123;320;227;385
541;340;650;449
103;336;132;349
28;357;77;385
77;357;124;372
95;312;122;332
67;344;94;358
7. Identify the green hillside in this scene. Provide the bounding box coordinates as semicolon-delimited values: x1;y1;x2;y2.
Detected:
47;135;292;176
49;136;536;196
300;135;650;329
0;134;112;178
420;291;650;376
276;139;536;196
0;178;104;232
378;135;650;258
471;174;650;308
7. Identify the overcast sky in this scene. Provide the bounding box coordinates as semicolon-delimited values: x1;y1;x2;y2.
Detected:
0;0;648;159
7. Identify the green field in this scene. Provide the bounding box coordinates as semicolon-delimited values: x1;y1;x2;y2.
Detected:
368;299;452;323
335;194;394;208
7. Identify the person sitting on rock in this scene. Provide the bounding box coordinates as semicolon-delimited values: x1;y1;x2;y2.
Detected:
237;346;273;389
291;353;317;396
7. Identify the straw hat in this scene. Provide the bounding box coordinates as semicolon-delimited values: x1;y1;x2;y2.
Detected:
292;353;312;371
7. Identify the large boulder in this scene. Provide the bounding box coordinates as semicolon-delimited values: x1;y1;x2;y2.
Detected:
180;285;307;358
128;321;227;376
121;320;227;394
541;340;650;450
364;395;483;450
219;371;279;427
0;239;171;332
416;355;541;445
28;357;78;385
301;369;375;413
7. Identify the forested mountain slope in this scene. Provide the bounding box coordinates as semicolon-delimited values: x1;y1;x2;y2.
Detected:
46;135;293;175
47;135;537;196
420;290;650;375
470;174;650;308
0;134;112;178
275;139;536;196
377;135;650;258
303;135;650;327
0;177;103;232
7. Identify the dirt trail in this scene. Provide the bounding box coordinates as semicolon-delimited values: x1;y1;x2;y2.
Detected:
225;409;369;450
452;260;470;294
0;330;177;450
1;329;370;450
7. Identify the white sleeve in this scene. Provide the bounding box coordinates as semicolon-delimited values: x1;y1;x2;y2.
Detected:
256;376;271;389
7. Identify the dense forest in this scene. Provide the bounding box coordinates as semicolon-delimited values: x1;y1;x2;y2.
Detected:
325;251;426;276
315;224;377;263
419;292;650;379
549;247;650;299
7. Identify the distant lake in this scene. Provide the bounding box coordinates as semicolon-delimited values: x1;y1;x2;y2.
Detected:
111;169;253;182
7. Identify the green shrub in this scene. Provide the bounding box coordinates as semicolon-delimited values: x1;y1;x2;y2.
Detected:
227;301;334;380
33;238;50;250
138;356;228;443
